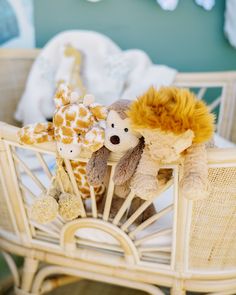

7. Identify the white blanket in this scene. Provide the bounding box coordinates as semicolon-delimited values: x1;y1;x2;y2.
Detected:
15;30;177;125
224;0;236;48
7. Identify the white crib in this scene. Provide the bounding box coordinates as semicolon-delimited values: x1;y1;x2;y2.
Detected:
0;49;236;295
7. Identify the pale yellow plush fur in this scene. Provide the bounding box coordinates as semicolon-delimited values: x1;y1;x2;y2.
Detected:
128;87;215;201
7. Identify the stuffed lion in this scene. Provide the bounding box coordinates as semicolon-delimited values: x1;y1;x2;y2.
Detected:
127;87;215;201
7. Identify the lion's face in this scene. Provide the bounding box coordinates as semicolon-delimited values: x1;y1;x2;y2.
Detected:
140;129;194;163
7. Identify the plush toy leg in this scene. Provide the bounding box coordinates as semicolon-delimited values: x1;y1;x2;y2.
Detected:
97;194;124;219
109;196;125;219
98;195;156;224
114;180;131;199
181;143;208;200
131;147;159;200
128;197;156;224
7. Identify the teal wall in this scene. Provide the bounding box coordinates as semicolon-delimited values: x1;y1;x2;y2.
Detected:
34;0;236;72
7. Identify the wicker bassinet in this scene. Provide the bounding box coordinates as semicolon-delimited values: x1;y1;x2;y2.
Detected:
0;49;236;295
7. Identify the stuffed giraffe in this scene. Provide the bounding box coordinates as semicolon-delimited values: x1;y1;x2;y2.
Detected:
18;84;107;223
55;44;86;98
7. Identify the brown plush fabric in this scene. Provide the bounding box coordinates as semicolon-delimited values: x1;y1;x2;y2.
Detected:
86;146;111;186
108;100;131;120
129;198;156;224
157;169;173;185
113;137;145;185
97;195;156;225
87;99;157;219
97;195;124;219
114;180;131;199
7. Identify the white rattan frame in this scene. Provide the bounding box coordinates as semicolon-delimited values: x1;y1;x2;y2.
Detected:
0;50;236;295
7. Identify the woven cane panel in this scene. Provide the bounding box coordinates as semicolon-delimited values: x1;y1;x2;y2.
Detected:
0;176;15;233
189;167;236;270
230;107;236;143
0;58;33;126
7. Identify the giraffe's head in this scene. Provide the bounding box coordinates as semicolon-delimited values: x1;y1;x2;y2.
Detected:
18;85;107;159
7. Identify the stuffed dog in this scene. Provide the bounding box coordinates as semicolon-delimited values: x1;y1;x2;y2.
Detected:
86;99;156;222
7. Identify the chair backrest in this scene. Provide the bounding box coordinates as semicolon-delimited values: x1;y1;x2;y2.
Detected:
189;164;236;271
0;49;236;276
0;49;39;126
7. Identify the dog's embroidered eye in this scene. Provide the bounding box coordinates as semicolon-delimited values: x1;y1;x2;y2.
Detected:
124;128;128;132
111;123;114;128
70;150;73;153
78;133;81;136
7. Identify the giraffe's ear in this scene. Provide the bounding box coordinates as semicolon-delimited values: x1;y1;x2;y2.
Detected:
18;123;55;145
83;94;107;121
54;84;79;108
83;126;105;153
90;105;108;121
83;94;95;106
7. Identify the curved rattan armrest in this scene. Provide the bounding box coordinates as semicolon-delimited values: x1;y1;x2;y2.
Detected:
1;122;236;166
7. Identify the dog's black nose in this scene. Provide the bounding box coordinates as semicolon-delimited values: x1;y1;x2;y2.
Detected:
110;135;120;145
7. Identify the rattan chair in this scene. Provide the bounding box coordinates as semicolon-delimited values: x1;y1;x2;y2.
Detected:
0;49;236;295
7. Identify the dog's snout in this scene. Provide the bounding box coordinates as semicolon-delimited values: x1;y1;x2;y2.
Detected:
110;135;120;145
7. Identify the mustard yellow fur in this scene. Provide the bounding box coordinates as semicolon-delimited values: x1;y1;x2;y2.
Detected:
127;87;215;143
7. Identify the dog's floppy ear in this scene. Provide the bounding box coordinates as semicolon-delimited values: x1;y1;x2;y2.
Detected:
86;146;111;186
113;137;145;185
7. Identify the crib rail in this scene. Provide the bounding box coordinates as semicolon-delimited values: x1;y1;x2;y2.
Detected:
174;71;236;143
0;123;176;268
1;121;236;275
1;49;236;295
1;120;236;294
1;124;171;268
